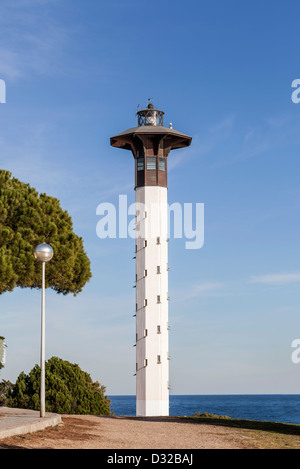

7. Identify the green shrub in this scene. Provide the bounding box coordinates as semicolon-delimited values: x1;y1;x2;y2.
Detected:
194;411;231;419
8;356;111;415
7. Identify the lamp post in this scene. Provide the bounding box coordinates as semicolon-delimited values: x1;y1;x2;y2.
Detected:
34;243;54;418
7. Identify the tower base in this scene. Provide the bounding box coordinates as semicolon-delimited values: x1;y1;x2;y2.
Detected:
136;399;169;417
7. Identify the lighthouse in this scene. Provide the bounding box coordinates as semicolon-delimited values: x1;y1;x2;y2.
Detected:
110;101;192;416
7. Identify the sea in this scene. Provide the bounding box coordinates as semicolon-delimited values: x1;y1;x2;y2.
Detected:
108;395;300;424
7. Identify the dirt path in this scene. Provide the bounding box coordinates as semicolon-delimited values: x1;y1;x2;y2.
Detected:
0;415;256;449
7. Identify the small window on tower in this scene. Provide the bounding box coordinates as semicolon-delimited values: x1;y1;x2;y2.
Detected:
144;299;147;307
157;295;161;303
156;237;160;244
157;355;161;364
159;158;166;171
157;266;161;274
137;158;144;171
144;269;147;277
144;359;148;367
157;325;161;334
147;157;156;170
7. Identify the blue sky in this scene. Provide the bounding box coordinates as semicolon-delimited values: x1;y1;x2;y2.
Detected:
1;0;300;395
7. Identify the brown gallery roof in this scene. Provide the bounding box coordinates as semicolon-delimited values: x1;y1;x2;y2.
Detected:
110;125;192;151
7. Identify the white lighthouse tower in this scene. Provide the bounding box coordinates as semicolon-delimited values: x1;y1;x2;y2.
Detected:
111;101;192;416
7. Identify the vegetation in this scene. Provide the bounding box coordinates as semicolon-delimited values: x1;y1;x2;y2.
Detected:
189;412;300;436
7;357;111;415
186;412;300;449
194;411;230;419
0;380;13;406
0;170;91;295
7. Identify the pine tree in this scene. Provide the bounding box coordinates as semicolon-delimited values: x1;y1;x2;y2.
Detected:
0;170;91;295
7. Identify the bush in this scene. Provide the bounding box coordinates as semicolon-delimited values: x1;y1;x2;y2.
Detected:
8;357;111;415
194;412;230;419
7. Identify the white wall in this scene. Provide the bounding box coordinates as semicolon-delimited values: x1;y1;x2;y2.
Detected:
135;186;169;416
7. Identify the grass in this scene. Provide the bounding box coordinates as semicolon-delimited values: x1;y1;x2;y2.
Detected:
179;412;300;449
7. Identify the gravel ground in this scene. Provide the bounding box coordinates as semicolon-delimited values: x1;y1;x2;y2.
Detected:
0;415;256;449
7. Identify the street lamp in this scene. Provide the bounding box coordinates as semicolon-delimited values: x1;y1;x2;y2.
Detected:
34;243;54;418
